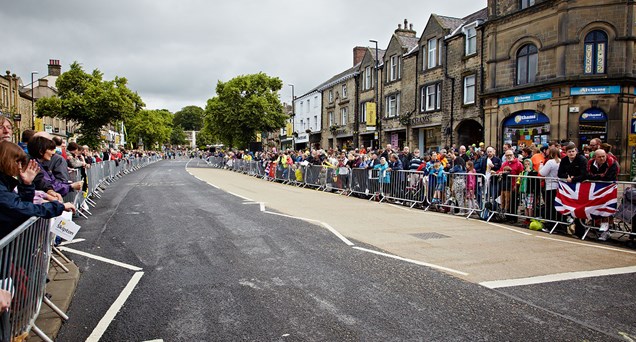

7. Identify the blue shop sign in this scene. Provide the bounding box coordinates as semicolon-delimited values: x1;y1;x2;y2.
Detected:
503;110;550;126
579;108;607;122
498;91;552;105
570;85;620;96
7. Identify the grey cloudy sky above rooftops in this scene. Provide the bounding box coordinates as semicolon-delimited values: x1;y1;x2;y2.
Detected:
3;0;485;113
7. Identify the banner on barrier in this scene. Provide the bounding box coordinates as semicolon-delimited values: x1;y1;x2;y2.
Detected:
50;211;81;241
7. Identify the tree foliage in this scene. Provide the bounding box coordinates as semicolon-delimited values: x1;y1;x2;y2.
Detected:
36;62;144;147
170;125;188;146
204;73;287;148
173;105;204;131
127;109;172;149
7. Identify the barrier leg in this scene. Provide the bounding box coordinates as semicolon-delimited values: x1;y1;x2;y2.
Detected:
50;255;70;273
548;222;559;234
42;296;69;321
53;247;72;263
31;325;54;342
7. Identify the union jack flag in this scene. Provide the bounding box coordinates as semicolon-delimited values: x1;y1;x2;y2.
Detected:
555;181;618;219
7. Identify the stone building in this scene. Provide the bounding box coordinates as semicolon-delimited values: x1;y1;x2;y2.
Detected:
356;46;385;150
481;0;635;178
380;20;420;150
319;53;360;150
0;70;33;142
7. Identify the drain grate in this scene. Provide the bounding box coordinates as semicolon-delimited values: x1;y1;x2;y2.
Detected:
411;232;450;240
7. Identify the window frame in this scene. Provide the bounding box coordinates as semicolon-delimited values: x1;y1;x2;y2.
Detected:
463;75;476;105
423;83;441;112
516;44;538;85
464;25;477;55
328;111;334;126
386;93;400;118
328;90;334;103
360;102;367;123
342;84;347;98
365;66;372;90
427;38;437;69
584;30;608;75
340;107;348;124
520;0;535;9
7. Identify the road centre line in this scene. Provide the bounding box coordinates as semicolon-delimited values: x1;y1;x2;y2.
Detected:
535;235;636;255
86;271;144;342
353;246;469;276
479;265;636;289
57;247;143;271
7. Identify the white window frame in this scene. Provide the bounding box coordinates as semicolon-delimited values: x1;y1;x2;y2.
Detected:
365;66;372;90
328;90;333;103
314;96;318;107
390;55;399;81
464;75;476;105
313;115;318;130
328;111;334;126
342;84;347;98
386;93;400;118
341;107;348;124
306;99;310;112
427;38;437;69
465;25;477;55
360;102;367;123
425;83;441;111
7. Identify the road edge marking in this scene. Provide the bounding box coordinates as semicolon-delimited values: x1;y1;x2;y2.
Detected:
480;265;636;289
353;246;469;276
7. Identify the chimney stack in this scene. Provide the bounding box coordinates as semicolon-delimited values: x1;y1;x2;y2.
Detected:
48;59;61;76
394;19;417;37
353;46;366;66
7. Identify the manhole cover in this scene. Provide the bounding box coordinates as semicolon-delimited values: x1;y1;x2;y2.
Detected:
411;232;450;240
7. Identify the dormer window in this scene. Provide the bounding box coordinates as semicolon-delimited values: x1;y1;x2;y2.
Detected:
464;24;477;55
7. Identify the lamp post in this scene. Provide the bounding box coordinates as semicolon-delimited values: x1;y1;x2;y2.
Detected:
289;84;295;151
30;71;38;130
369;40;380;149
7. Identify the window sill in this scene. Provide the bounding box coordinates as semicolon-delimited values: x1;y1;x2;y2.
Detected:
462;53;478;61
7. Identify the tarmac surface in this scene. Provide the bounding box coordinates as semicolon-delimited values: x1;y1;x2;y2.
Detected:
49;158;635;341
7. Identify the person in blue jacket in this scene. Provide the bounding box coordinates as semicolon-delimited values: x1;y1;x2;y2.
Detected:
0;141;75;239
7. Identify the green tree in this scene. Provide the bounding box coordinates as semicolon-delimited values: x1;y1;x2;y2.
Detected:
173;105;204;131
204;73;287;148
170;125;188;146
36;62;144;147
127;109;172;149
195;128;215;148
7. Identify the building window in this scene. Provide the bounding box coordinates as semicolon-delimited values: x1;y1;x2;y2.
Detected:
464;75;476;105
299;101;303;114
342;84;347;98
365;66;372;90
465;25;477;55
341;107;348;124
388;55;400;82
584;30;608;74
306;99;310;113
328;111;334;126
328;90;333;103
427;38;437;69
520;0;535;9
360;103;367;123
386;93;400;118
516;44;538;85
314;96;318;107
300;119;304;129
423;83;441;111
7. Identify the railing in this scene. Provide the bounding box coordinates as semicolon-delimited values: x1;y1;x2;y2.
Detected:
0;154;160;341
199;158;635;243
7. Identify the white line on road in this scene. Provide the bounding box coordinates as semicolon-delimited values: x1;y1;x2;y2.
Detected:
226;191;253;202
57;247;143;271
86;271;144;342
535;235;636;255
263;211;321;223
321;222;355;246
353;246;469;276
263;210;354;246
260;202;265;212
480;265;636;289
59;238;86;246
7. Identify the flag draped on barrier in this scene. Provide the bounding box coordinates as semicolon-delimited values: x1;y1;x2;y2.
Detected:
555;180;618;219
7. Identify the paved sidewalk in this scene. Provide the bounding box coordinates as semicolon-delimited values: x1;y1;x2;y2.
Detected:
188;167;636;284
28;255;80;342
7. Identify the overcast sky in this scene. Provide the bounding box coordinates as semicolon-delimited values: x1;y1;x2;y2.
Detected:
3;0;485;113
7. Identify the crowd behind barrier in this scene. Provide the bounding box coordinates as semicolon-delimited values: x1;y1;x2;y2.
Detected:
203;148;635;245
0;153;160;341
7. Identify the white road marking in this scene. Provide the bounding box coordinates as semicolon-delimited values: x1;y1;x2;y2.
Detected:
242;202;258;204
321;222;355;246
142;340;164;342
535;235;636;255
353;246;469;276
59;238;86;246
263;210;354;246
58;247;143;271
86;271;144;342
226;191;253;202
486;222;533;236
259;202;265;212
263;211;321;223
480;265;636;289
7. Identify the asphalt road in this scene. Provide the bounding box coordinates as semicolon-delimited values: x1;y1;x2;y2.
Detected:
56;158;633;341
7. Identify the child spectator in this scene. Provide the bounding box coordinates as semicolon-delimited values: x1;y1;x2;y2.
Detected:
519;159;538;225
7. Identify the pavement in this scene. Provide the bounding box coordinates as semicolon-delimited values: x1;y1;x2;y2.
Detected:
29;254;80;342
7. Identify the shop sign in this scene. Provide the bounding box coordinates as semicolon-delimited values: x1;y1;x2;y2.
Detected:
570;85;620;96
503;111;550;126
498;91;552;105
296;133;308;143
411;115;432;126
580;110;607;122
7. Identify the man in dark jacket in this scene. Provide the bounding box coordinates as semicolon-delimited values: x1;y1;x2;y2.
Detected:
558;143;588;183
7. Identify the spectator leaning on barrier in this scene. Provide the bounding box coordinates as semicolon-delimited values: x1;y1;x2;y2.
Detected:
32;132;71;184
558;142;588;184
0;141;75;239
586;149;619;241
28;136;82;197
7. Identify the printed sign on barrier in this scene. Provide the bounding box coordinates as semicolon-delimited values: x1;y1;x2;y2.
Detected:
50;211;81;241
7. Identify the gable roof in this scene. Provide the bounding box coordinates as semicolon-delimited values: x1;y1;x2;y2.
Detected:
316;63;360;91
433;14;463;31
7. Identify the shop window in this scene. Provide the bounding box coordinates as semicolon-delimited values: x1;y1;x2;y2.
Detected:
516;44;538;85
584;30;608;74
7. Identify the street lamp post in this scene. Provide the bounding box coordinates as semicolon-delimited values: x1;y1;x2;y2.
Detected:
31;71;38;130
369;40;380;149
289;84;295;151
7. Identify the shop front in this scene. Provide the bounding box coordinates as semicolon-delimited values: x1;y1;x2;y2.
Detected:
502;110;551;148
295;133;309;151
578;108;607;148
359;131;376;150
384;129;406;150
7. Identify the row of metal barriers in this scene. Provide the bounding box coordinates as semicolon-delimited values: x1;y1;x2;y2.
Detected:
0;155;159;342
206;156;635;242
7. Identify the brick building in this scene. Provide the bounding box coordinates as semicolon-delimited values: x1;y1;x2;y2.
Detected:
481;0;635;178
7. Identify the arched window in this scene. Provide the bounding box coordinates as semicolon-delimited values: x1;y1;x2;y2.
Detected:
584;30;608;74
516;44;538;85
